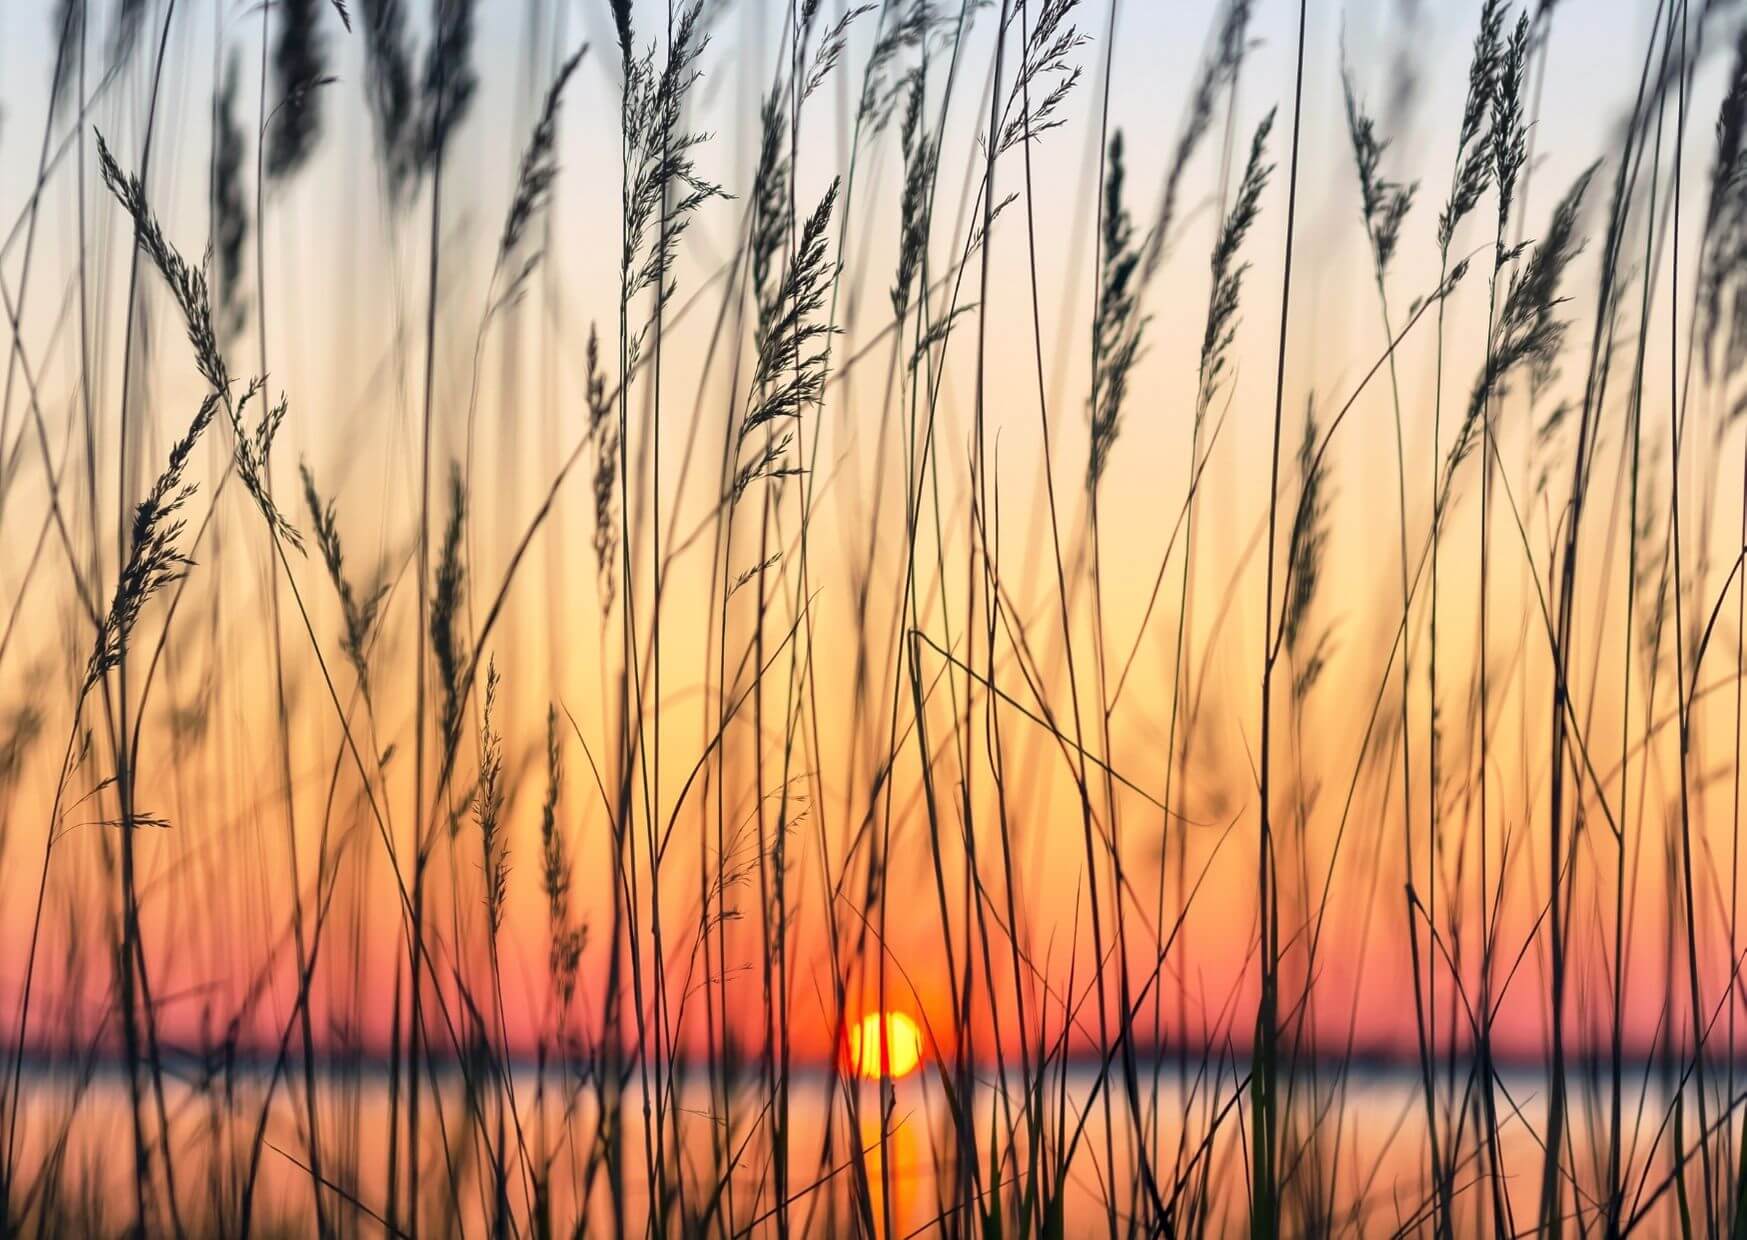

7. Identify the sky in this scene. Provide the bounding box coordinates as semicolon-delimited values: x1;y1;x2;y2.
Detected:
1;0;1744;1070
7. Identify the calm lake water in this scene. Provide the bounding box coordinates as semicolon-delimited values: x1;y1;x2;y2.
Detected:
8;1057;1703;1235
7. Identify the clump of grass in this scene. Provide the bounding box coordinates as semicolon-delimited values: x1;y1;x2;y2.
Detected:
96;131;303;550
750;89;794;326
1144;0;1253;276
1488;12;1531;267
87;394;221;692
618;0;727;371
418;0;479;173
539;707;584;1009
1282;403;1333;699
1446;164;1599;490
1700;24;1747;376
267;0;334;182
212;53;251;338
736;180;841;502
358;0;419;196
585;326;619;615
110;0;150;66
1197;108;1275;419
1340;59;1416;275
474;659;508;934
997;0;1088;155
492;45;587;313
857;0;955;134
1088;129;1146;491
230;382;304;552
299;464;389;689
891;72;935;320
804;4;873;101
95;132;231;394
0;700;43;798
49;0;82;117
1437;0;1505;258
610;0;634;69
431;464;469;760
1634;437;1671;673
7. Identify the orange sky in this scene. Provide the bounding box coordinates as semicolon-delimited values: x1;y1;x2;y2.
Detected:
0;0;1743;1074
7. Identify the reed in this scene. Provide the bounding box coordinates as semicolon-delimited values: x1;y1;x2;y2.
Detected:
7;0;1747;1235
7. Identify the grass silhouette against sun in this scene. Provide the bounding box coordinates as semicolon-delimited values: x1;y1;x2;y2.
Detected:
5;0;1747;1235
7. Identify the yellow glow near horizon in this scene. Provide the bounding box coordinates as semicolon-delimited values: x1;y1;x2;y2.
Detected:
849;1011;923;1080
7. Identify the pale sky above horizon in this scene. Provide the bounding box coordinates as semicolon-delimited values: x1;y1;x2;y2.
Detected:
0;0;1738;1065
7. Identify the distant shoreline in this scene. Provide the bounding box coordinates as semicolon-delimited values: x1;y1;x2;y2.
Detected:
3;1045;1726;1085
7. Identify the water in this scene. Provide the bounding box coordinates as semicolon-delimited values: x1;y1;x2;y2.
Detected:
5;1057;1701;1234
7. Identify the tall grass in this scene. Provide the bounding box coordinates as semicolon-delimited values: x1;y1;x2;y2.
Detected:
6;0;1747;1235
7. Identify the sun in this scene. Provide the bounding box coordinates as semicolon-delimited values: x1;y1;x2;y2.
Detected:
848;1010;924;1080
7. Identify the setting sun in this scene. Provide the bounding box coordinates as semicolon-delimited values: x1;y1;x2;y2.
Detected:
848;1011;924;1080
